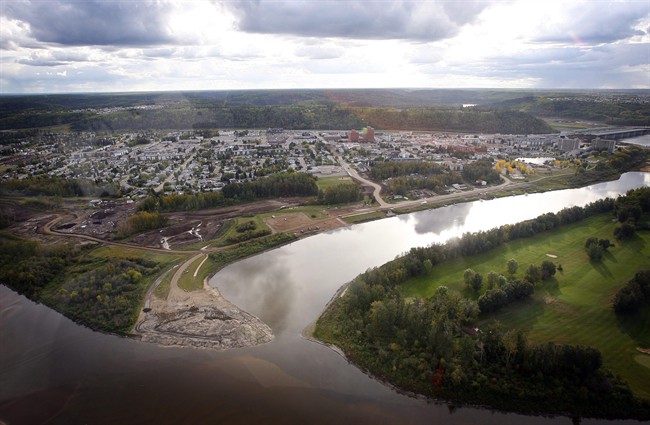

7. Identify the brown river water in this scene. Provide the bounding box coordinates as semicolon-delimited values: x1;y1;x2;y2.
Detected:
1;172;648;424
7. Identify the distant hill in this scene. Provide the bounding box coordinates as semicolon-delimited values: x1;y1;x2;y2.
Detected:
486;93;650;126
1;88;646;132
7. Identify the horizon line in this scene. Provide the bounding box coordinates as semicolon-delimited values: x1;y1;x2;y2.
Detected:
2;87;649;96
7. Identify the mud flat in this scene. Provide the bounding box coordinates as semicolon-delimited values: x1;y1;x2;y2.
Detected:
134;256;273;350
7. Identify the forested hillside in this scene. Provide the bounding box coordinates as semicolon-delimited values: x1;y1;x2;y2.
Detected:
0;89;595;133
489;95;650;126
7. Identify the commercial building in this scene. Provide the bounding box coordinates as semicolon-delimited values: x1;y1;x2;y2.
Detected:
592;138;616;153
558;138;580;152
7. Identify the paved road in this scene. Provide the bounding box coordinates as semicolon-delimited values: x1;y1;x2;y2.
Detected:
335;156;390;208
333;156;518;212
391;174;516;211
155;152;196;193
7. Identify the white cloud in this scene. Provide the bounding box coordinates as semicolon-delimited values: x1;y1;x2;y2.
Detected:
0;0;648;92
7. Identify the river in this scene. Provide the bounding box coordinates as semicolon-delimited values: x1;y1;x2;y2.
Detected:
622;134;650;147
1;172;648;425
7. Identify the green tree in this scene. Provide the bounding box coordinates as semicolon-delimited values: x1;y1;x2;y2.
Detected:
587;243;604;261
507;258;518;276
464;268;476;290
471;273;483;293
540;260;557;280
525;264;542;283
614;222;635;240
423;259;433;275
487;271;499;289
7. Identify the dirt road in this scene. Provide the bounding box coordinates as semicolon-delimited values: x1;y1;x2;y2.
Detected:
42;214;199;255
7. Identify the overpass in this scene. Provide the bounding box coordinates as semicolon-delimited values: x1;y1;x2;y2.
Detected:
579;127;650;140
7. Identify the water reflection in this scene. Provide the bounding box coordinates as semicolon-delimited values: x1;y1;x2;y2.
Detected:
407;171;650;241
214;172;650;337
218;252;296;332
622;134;650;147
2;173;648;425
399;201;472;235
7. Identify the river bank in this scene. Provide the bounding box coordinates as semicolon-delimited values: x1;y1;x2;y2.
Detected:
312;187;650;420
135;273;273;350
3;173;649;425
3;154;647;353
130;154;650;351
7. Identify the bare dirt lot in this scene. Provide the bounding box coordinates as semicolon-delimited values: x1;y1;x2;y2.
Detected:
3;196;311;250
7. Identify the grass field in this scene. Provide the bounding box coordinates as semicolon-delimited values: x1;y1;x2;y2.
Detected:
88;245;186;267
178;254;216;291
400;214;650;399
260;205;329;219
342;211;386;224
316;176;355;190
216;215;270;244
154;267;175;299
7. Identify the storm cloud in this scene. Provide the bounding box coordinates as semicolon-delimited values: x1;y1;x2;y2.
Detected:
228;0;489;41
532;2;648;44
4;0;176;46
0;0;648;92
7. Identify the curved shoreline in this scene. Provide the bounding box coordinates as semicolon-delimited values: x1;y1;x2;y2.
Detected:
26;165;650;353
133;252;273;350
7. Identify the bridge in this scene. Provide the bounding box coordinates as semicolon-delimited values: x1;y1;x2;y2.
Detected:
579;127;650;140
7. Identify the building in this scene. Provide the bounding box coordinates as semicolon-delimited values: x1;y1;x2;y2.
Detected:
592;138;616;153
362;127;375;142
348;129;360;142
558;138;580;152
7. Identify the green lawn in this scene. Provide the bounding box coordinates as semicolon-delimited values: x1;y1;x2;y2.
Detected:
401;214;650;399
154;267;175;299
178;254;215;291
88;245;186;267
342;211;386;224
316;176;355;190
216;215;270;244
259;205;329;219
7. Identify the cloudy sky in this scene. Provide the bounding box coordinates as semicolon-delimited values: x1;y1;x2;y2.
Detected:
0;0;648;93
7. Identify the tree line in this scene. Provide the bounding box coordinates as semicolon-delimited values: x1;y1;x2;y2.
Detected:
65;105;366;132
0;176;121;198
370;161;447;180
370;160;463;196
354;107;554;134
2;102;552;135
42;257;162;333
0;234;78;298
461;158;502;184
316;281;647;418
140;172;318;212
116;211;169;238
386;175;461;196
491;96;650;126
572;146;647;188
315;188;650;418
317;183;362;205
613;270;650;315
221;172;318;200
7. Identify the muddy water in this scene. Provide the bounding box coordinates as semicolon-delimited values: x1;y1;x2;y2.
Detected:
1;172;648;424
